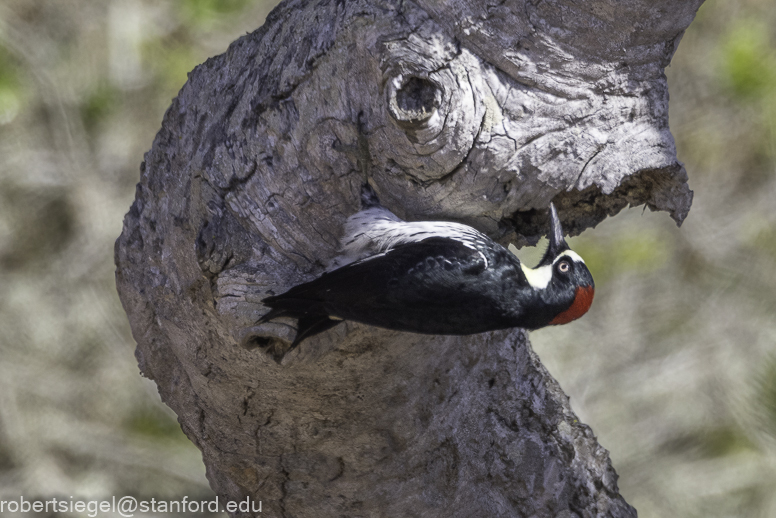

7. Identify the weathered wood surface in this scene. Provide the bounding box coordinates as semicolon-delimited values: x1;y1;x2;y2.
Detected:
115;0;703;516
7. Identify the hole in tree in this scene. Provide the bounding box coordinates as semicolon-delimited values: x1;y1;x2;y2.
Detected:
394;77;440;120
243;334;291;364
244;335;274;349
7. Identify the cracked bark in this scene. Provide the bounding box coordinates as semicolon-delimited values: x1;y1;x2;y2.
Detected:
115;0;703;516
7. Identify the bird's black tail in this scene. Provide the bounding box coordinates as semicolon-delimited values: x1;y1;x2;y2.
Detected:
258;295;343;349
255;307;291;324
290;314;342;348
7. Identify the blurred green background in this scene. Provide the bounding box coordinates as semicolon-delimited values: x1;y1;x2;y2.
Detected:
0;0;774;516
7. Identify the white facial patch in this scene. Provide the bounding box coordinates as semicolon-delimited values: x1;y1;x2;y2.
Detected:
520;264;553;289
555;250;585;265
519;251;586;289
511;242;554;289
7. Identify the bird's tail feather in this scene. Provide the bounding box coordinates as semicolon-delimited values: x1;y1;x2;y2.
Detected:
261;294;325;316
256;307;291;324
290;315;343;349
259;296;341;349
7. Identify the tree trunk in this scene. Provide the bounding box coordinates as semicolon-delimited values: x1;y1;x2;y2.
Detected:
115;0;703;516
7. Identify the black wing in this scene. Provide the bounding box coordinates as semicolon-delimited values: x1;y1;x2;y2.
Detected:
262;237;523;335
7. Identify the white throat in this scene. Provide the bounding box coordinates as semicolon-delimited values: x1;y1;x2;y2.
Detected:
520;264;553;289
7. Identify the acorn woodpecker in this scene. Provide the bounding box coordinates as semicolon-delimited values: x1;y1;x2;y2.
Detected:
258;184;594;348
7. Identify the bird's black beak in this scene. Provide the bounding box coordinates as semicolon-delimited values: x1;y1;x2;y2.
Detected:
537;203;570;267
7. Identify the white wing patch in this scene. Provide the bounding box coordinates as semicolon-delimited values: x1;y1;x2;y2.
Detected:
328;205;490;271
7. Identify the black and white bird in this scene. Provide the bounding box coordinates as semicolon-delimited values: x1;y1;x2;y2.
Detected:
258;184;594;348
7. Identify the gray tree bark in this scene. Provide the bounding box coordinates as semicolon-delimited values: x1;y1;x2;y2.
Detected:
115;0;703;516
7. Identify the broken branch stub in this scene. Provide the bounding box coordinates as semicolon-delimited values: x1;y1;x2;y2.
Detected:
115;0;702;516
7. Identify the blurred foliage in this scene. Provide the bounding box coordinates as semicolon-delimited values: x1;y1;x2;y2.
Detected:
124;406;191;442
0;183;75;270
0;0;775;516
660;425;758;459
144;40;200;94
572;227;671;284
80;83;120;132
756;356;776;435
720;19;776;100
0;46;23;125
719;20;776;170
180;0;254;25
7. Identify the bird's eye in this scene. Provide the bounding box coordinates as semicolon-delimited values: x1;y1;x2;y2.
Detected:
558;261;570;273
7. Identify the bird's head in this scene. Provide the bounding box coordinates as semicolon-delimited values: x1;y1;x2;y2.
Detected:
519;204;595;328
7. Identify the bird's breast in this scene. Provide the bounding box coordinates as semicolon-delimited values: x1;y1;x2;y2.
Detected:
548;285;595;325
